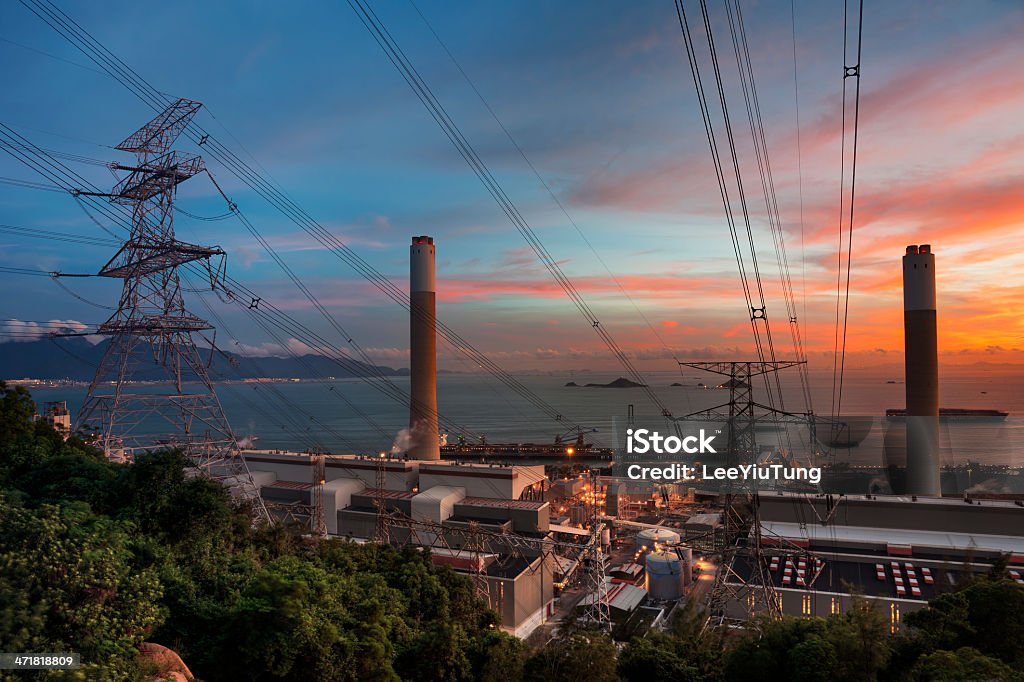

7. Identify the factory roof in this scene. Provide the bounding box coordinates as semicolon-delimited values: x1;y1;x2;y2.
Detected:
265;480;313;490
413;486;466;505
766;490;1024;510
610;563;644;579
326;457;416;472
762;520;1024;555
459;496;547;510
728;553;994;602
549;523;591;536
484;555;538;579
579;581;647;612
552;554;577;576
685;513;722;527
358;488;417;500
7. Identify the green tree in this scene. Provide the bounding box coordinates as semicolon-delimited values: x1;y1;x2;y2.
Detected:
910;646;1024;682
470;630;526;682
724;598;890;682
903;579;1024;669
0;386;519;680
0;382;36;448
0;497;164;681
618;635;700;682
523;628;618;682
618;602;723;682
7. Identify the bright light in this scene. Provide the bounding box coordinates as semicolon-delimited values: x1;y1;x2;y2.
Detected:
566;447;575;455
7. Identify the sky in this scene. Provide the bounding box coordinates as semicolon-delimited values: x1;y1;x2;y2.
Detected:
1;0;1022;375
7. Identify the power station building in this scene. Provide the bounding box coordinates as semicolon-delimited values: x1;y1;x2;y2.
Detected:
722;491;1024;627
717;242;1024;627
243;450;558;637
239;236;561;638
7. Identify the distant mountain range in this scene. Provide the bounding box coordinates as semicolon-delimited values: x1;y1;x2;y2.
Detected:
0;338;408;381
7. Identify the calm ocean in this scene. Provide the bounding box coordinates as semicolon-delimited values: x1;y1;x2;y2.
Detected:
26;368;1024;467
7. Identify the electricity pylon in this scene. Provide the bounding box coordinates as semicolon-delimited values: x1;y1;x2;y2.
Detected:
68;98;267;519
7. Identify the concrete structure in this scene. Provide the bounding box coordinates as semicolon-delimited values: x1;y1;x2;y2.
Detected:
903;244;940;495
411;485;466;524
241;449;557;638
759;492;1024;551
419;462;545;500
37;400;71;438
723;491;1024;628
683;512;722;550
478;554;556;637
550;477;585;499
409;235;439;460
453;497;550;534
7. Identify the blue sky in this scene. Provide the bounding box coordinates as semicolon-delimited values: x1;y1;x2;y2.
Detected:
1;0;1022;372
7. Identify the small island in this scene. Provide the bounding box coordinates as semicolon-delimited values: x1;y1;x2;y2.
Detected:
565;377;647;388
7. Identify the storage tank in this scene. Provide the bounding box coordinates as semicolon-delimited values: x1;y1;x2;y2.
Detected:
635;527;681;554
645;551;685;600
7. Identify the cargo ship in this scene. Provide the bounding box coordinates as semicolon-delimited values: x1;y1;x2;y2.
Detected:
885;408;1009;421
440;436;615;461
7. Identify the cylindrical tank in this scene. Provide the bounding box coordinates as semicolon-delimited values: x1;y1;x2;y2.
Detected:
635;528;681;554
409;236;439;460
645;551;685;600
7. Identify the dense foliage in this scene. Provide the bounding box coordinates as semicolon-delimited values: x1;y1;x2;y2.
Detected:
0;384;512;681
2;381;1023;680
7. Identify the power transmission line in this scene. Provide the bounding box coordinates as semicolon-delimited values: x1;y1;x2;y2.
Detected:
18;0;596;439
348;0;676;426
830;0;865;425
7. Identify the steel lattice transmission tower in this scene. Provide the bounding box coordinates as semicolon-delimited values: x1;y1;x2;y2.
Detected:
72;98;267;519
581;470;612;632
678;361;810;624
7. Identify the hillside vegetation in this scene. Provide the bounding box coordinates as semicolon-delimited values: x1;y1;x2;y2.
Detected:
1;381;1022;680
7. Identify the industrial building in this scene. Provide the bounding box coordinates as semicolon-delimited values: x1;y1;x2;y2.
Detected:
708;243;1024;629
235;236;572;638
721;491;1024;627
34;400;71;439
244;449;559;636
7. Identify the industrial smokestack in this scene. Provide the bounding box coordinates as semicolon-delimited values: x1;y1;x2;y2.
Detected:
409;236;440;460
903;244;941;495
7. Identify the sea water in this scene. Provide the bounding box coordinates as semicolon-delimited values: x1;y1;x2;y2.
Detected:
25;368;1024;468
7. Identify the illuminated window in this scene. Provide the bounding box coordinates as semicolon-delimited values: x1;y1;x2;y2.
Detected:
802;594;812;616
831;597;841;615
890;603;901;633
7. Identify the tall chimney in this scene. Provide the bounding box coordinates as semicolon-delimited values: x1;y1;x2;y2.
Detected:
902;244;940;495
409;236;440;460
